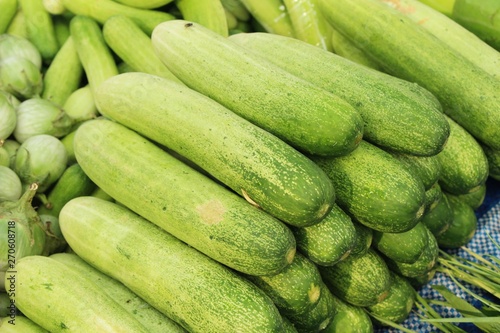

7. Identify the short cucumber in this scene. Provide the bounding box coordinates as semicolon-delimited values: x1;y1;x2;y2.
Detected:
152;20;364;157
95;72;335;227
0;316;49;333
391;153;442;190
73;118;296;276
176;0;228;37
59;197;287;332
313;140;426;233
454;183;486;210
290;204;356;266
324;292;374;333
9;255;150;332
229;32;449;157
319;248;392;307
420;193;453;237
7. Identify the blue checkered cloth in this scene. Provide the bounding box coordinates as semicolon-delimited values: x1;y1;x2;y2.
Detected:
377;178;500;333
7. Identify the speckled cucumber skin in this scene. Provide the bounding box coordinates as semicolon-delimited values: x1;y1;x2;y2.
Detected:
229;32;449;157
313;141;426;233
73;118;296;276
59;197;287;333
95;72;335;227
420;193;453;237
391;153;442;190
152;20;364;157
324;292;374;333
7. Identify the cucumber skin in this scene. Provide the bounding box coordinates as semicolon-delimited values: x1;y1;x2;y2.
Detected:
229;32;449;157
0;316;49;333
152;20;364;157
59;197;287;333
318;0;500;150
391;153;442;190
95;72;335;227
313;141;426;233
176;0;229;37
324;292;373;333
482;145;500;181
420;193;453;237
453;184;486;210
73;118;296;276
10;256;150;333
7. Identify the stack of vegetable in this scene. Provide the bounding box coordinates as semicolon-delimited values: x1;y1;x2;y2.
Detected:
0;0;499;332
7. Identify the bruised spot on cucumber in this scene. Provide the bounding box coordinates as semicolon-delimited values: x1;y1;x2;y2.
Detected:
309;283;322;304
196;199;226;225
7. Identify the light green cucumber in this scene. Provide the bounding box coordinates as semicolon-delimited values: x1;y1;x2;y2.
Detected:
318;0;500;150
9;255;150;333
453;183;486;210
0;316;49;333
50;252;187;333
95;72;335;227
391;153;442;190
42;36;83;107
60;130;76;165
239;0;295;36
6;9;27;39
152;20;364;157
61;0;175;35
420;192;453;237
482;144;500;181
102;15;182;83
319;248;392;307
324;292;374;333
437;115;489;195
0;0;18;34
73;118;296;276
63;85;97;122
290;204;356;266
176;0;228;37
313;141;426;233
53;15;70;46
59;196;287;333
112;0;174;9
229;32;448;157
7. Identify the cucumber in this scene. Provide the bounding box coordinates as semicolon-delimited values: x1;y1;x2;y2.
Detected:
290;204;356;266
407;268;437;289
244;252;322;318
152;20;364;157
424;182;443;213
6;9;27;39
50;253;187;333
318;0;500;150
59;196;287;333
112;0;174;9
324;292;374;333
391;153;441;190
372;222;429;264
482;144;500;181
176;0;228;37
435;194;478;249
313;141;426;233
229;32;449;157
437;115;489;195
95;72;335;227
239;0;295;37
0;316;49;333
420;192;453;237
453;183;487;210
282;316;299;333
366;272;416;324
8;255;150;332
319;248;392;307
221;0;250;21
73;118;296;276
350;221;373;257
0;0;18;34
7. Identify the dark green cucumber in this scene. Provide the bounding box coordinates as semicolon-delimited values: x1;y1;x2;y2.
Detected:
407;268;437;289
95;72;335;227
152;20;364;157
313;140;426;233
351;220;373;257
366;272;416;324
437;115;489;195
436;194;478;249
282;316;299;333
453;184;487;210
482;144;500;181
391;153;442;190
424;182;443;214
244;252;322;318
420;193;453;237
59;197;287;333
290;204;356;266
323;292;374;333
73;118;296;276
319;248;392;307
318;0;500;150
229;31;449;156
372;222;429;264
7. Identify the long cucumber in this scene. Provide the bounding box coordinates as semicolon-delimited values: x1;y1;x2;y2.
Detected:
152;20;364;157
73;118;296;276
59;196;287;333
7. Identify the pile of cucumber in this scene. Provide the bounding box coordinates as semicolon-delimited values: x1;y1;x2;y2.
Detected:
1;0;499;332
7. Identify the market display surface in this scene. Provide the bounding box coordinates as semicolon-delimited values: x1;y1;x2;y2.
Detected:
0;0;499;332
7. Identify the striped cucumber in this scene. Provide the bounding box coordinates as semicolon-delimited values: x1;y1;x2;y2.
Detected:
0;0;18;34
152;20;364;157
318;0;500;150
176;0;228;37
229;32;449;157
239;0;295;37
95;72;334;227
73;118;296;276
59;196;287;333
391;153;441;190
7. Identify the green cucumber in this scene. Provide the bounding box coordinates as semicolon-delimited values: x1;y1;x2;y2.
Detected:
482;144;500;181
102;15;182;83
372;222;429;264
318;0;500;150
221;0;250;21
407;268;437;289
238;0;295;37
435;193;478;249
152;20;364;157
112;0;174;9
290;204;356;266
324;292;373;333
6;9;27;39
50;252;187;333
391;153;442;190
319;248;392;307
313;141;426;233
95;72;335;227
437;115;489;195
244;252;322;318
59;196;287;332
453;184;487;210
61;0;175;35
73;118;295;276
351;221;373;257
229;32;449;157
366;272;416;324
282;316;299;333
424;182;443;213
0;0;18;34
176;0;228;37
63;85;97;122
53;15;70;47
420;193;453;237
9;255;150;332
0;316;49;333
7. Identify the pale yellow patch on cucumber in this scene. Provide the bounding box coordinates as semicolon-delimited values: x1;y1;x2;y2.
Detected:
316;202;332;220
339;249;352;262
241;188;261;208
319;317;332;331
286;247;296;265
196;199;226;225
308;283;321;304
377;289;390;304
415;204;426;220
